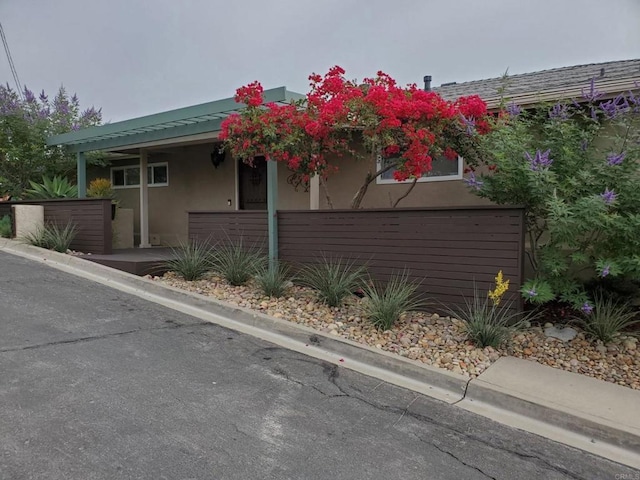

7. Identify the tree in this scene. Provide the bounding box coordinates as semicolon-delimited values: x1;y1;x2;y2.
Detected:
0;84;102;197
220;67;490;208
466;82;640;310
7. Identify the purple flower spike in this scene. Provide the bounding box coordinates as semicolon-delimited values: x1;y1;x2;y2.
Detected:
526;289;537;298
464;172;483;190
599;93;630;119
506;102;522;117
606;152;625;166
581;302;593;315
600;188;617;205
23;88;36;104
39;90;48;103
580;140;589;152
525;149;553;171
549;103;569;120
601;265;610;277
582;77;604;102
461;115;476;135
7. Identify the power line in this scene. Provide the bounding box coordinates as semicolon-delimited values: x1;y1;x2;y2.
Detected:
0;21;23;99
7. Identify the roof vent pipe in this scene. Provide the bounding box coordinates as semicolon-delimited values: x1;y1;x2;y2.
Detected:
423;75;432;92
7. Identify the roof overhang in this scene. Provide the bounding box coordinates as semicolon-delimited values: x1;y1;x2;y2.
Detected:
47;87;305;153
483;77;640;110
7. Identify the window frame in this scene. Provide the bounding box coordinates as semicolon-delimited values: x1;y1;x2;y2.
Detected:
375;155;464;185
111;162;169;189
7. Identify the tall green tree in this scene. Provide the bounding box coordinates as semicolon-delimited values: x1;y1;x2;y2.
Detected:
0;84;103;197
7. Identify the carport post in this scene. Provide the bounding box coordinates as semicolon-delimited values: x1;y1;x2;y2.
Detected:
267;159;278;270
77;152;87;198
139;150;151;248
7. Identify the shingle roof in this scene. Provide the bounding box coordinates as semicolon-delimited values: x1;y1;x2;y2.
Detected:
433;59;640;107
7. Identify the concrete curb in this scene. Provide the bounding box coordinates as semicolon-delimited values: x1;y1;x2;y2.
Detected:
2;239;639;468
463;362;640;456
0;239;467;405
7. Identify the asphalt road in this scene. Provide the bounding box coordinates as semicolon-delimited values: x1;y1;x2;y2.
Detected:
0;251;637;480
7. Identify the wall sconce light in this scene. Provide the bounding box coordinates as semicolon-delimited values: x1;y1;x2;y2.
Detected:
211;146;225;169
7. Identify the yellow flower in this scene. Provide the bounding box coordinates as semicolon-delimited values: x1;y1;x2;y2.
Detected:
488;270;510;305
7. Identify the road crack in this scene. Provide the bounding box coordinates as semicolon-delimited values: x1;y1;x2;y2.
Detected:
0;321;209;354
431;442;497;479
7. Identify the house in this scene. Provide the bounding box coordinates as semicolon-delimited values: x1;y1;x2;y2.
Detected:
47;59;640;248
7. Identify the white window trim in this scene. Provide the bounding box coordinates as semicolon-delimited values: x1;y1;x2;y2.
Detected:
111;162;169;189
375;155;463;185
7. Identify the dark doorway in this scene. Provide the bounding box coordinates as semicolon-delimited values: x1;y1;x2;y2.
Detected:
238;156;267;210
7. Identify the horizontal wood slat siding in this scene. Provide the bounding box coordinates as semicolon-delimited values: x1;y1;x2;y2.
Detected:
278;208;524;311
188;207;525;310
189;211;268;249
0;199;112;254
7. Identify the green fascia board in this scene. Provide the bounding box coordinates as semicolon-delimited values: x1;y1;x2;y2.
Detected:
63;117;226;153
48;86;302;150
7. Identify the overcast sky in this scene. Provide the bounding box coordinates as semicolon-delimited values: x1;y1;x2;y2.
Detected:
2;0;639;122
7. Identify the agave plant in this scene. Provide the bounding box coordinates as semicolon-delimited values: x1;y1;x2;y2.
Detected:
25;176;78;199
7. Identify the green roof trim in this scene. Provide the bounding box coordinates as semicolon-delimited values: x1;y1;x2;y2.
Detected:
47;87;304;153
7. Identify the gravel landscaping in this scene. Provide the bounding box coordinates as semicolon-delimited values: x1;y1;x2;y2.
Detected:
153;271;640;390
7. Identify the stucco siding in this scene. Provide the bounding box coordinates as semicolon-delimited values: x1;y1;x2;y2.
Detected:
90;144;310;245
320;155;493;209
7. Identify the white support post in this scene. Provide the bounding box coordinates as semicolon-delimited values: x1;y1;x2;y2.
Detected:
309;174;320;210
139;150;151;248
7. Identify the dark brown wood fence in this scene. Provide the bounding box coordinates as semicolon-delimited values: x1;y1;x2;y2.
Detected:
188;206;525;310
0;199;112;254
189;211;268;248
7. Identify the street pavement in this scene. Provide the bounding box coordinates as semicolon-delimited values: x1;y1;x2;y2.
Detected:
0;251;637;480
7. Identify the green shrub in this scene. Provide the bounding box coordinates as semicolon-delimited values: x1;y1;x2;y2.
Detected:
0;215;12;238
361;271;423;330
23;222;77;252
24;175;78;199
166;241;214;281
212;239;265;286
255;262;291;298
467;84;640;309
298;256;366;307
579;293;640;343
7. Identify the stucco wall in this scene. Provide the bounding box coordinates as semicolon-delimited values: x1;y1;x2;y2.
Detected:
90;144;309;246
320;155;493;209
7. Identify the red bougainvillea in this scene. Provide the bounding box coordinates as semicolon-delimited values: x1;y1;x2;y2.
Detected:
220;66;490;207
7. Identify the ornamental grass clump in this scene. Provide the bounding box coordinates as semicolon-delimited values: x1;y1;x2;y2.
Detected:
298;256;366;307
255;262;292;298
212;239;266;286
578;293;640;344
361;271;423;331
448;271;527;348
165;241;214;281
23;221;77;253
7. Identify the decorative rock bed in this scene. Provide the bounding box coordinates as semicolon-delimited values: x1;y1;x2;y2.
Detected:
152;271;640;390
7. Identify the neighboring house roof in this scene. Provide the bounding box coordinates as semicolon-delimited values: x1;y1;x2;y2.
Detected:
47;87;304;153
433;59;640;108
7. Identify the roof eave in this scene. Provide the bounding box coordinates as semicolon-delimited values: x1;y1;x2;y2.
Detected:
47;86;302;150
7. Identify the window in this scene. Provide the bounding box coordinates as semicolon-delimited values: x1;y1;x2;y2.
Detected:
111;163;169;188
376;155;463;184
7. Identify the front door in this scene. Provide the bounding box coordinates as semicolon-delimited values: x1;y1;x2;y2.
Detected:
238;156;267;210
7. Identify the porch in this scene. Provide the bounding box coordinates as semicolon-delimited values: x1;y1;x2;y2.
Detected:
82;247;176;276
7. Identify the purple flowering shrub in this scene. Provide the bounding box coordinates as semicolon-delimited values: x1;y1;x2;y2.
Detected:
0;84;102;197
467;80;640;309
